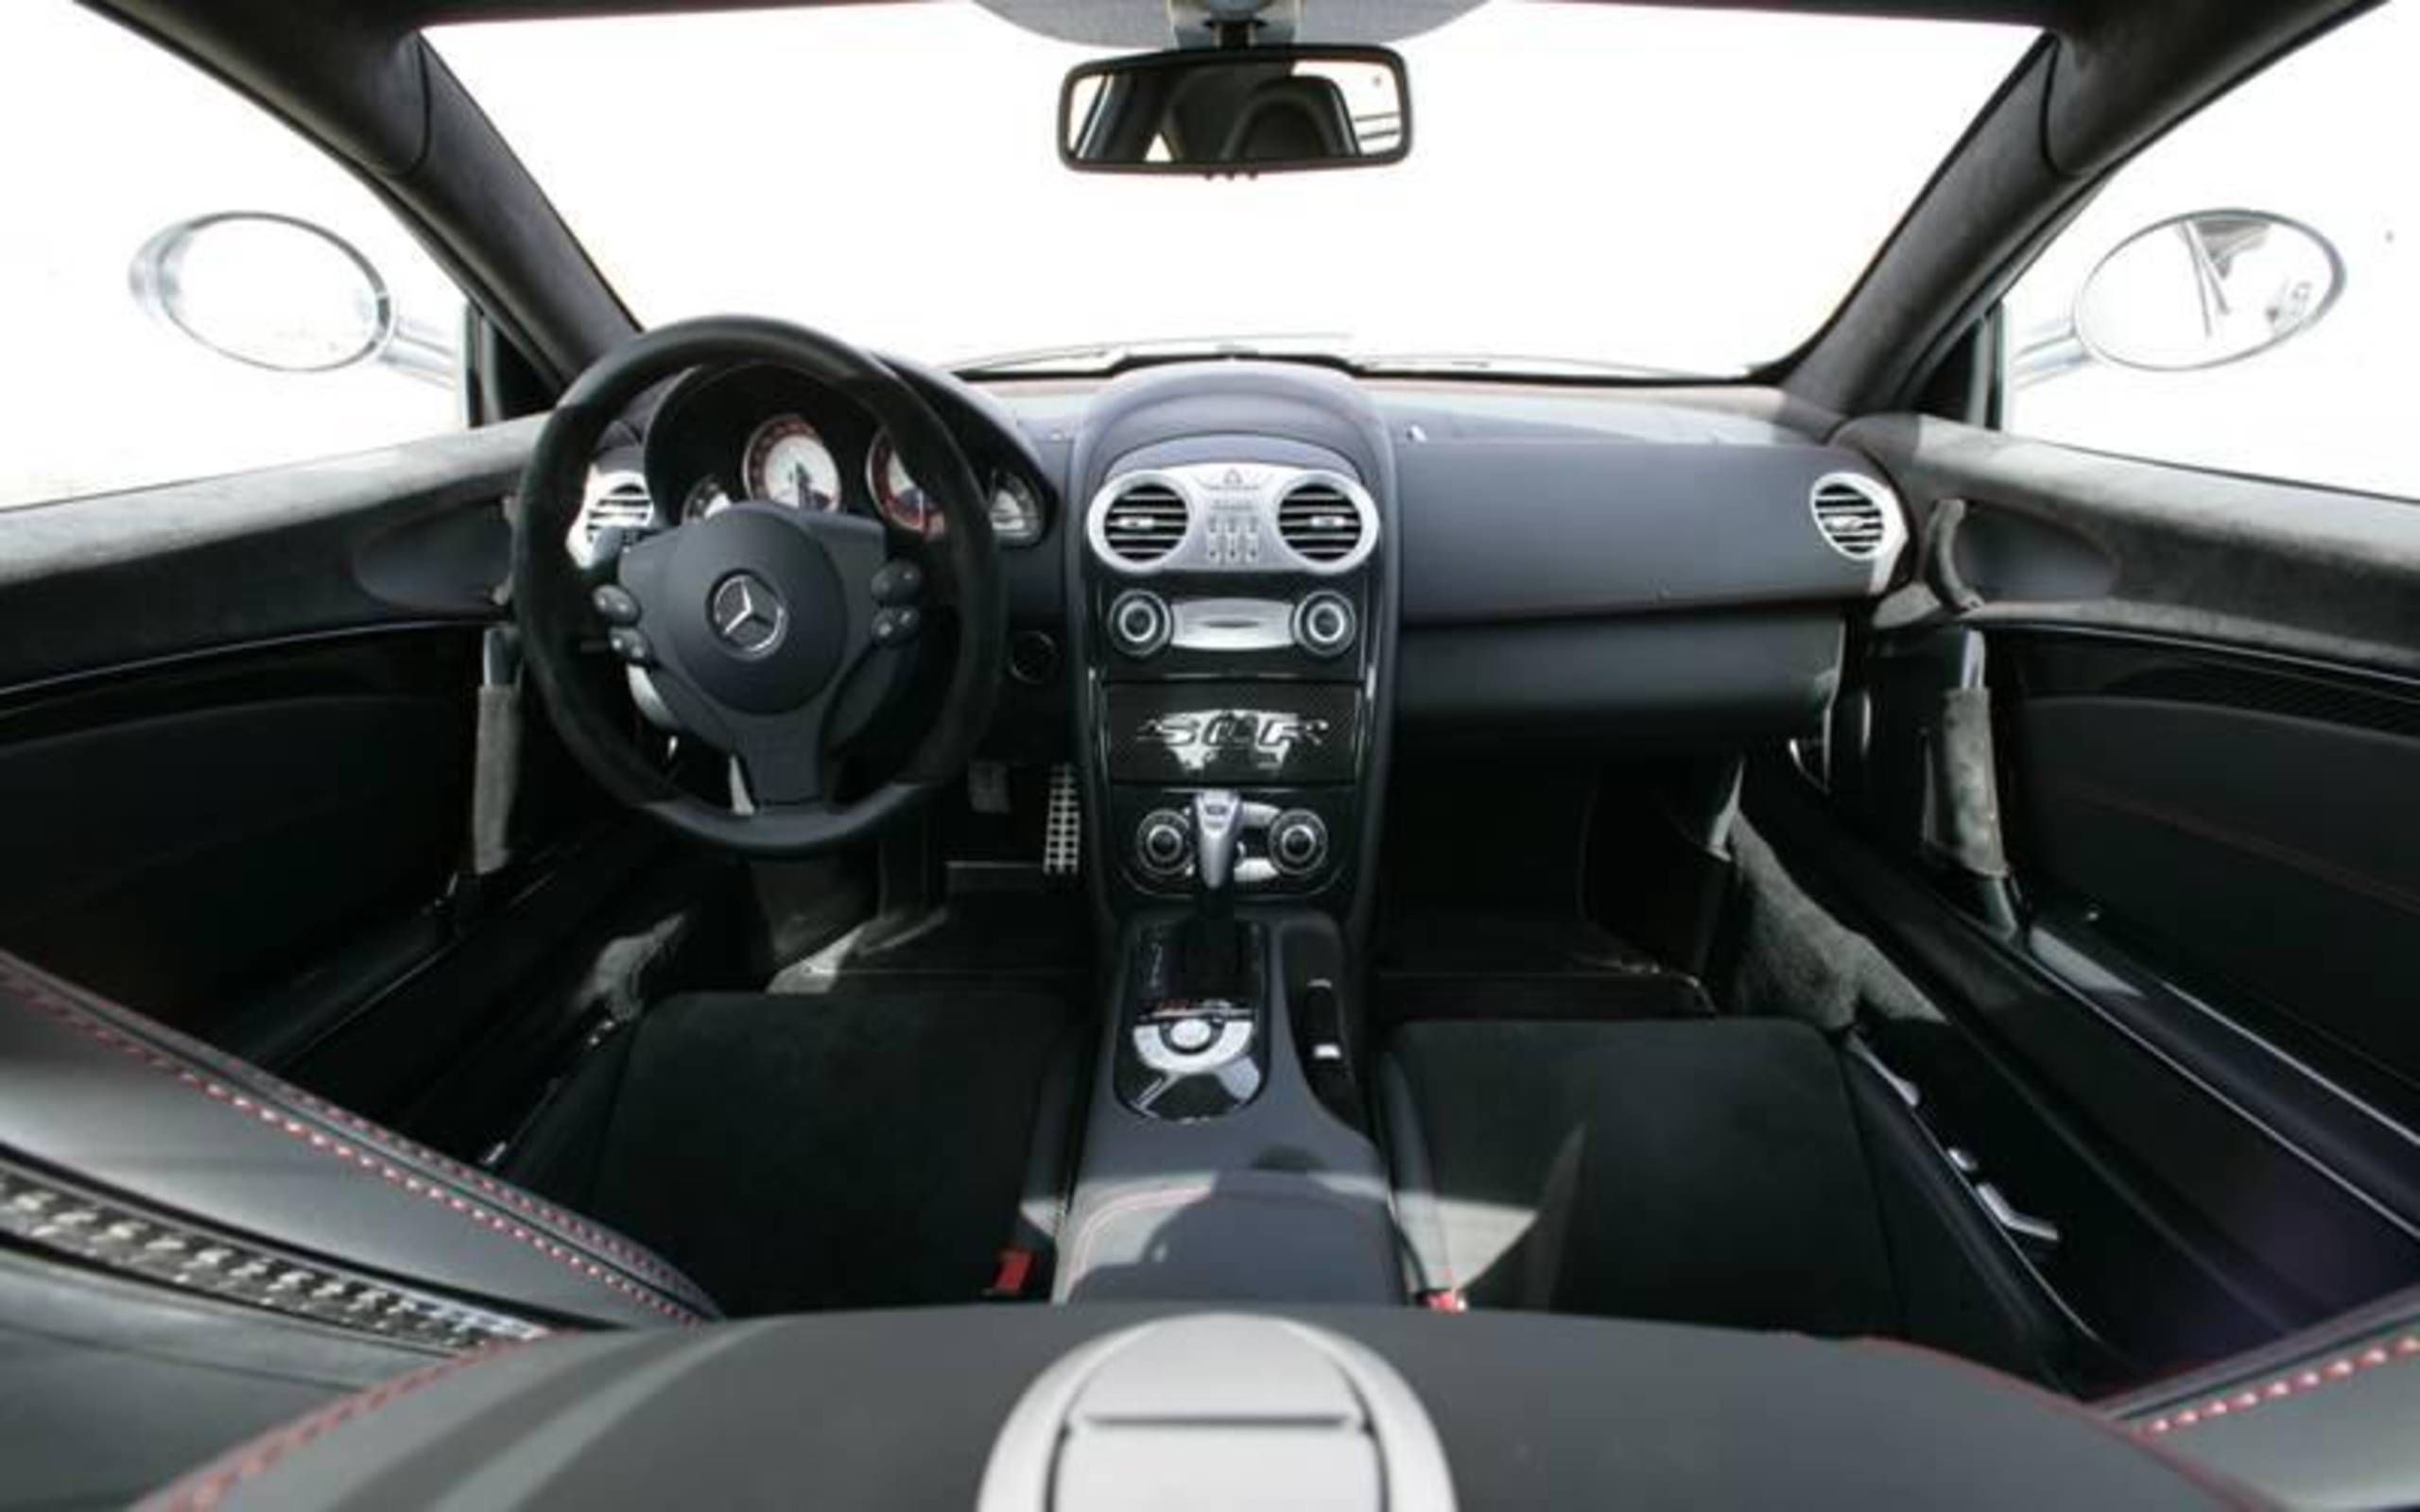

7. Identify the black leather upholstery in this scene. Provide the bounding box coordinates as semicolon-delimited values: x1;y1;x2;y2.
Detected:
0;950;717;1329
134;1305;2261;1510
2104;1283;2420;1510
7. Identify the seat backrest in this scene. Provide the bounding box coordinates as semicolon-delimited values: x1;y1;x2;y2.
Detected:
0;950;717;1329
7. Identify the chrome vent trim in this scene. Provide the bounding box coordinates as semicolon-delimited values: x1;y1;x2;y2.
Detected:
1809;472;1902;563
585;473;654;534
1275;481;1364;563
1084;464;1379;576
1097;480;1191;566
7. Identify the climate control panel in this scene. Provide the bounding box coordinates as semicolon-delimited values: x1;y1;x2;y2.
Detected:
1115;789;1348;897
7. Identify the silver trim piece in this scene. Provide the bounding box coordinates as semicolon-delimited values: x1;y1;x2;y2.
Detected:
1808;471;1909;588
1087;462;1380;576
1131;1019;1255;1077
1172;597;1297;653
1977;1183;2064;1247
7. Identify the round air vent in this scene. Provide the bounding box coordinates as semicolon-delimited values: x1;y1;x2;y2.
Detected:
1098;480;1190;567
1809;473;1899;562
585;473;653;537
1276;480;1365;565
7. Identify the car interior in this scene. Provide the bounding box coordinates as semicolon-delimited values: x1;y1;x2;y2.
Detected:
3;0;2418;1507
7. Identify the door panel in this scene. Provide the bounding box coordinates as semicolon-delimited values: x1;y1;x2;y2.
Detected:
1827;413;2420;1348
0;634;475;1038
0;421;625;1119
2006;636;2420;1095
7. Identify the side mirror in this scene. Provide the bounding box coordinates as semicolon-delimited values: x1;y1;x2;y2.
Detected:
1061;45;1409;175
129;213;454;384
2073;210;2344;372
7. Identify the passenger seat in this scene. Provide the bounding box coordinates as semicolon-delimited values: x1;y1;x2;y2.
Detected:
1378;1016;2071;1383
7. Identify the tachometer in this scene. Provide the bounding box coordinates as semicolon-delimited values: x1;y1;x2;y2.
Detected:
867;432;940;537
741;416;841;511
682;477;734;521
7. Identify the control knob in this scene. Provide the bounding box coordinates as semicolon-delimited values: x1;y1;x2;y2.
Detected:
1268;809;1331;877
1292;591;1357;658
1106;590;1173;659
1135;809;1193;879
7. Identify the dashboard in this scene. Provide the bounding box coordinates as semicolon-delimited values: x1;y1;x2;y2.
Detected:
575;356;1910;799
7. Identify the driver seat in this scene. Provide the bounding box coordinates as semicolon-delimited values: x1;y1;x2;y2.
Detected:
0;949;1081;1329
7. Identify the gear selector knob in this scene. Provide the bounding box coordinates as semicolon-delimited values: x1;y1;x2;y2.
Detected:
1190;789;1243;894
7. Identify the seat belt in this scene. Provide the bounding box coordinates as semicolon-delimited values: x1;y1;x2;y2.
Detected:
461;623;525;893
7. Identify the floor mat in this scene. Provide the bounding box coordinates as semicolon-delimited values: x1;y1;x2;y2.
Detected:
840;890;1093;982
553;988;1081;1316
1374;911;1711;1024
1384;1017;1897;1332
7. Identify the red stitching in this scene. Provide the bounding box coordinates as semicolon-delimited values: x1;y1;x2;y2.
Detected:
0;960;700;1324
2138;1332;2420;1436
0;954;706;1305
145;1341;530;1511
276;1079;707;1305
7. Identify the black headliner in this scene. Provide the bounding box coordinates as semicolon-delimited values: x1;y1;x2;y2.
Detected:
230;1;2118;38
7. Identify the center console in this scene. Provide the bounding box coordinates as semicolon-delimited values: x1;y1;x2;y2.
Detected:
1085;455;1379;913
1055;366;1404;1304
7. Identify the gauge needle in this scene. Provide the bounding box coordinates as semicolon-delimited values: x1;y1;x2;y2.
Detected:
792;463;813;507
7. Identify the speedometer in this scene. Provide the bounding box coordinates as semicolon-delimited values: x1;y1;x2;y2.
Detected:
741;416;841;511
867;432;940;537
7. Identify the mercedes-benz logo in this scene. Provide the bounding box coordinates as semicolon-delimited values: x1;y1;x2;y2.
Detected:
709;572;788;658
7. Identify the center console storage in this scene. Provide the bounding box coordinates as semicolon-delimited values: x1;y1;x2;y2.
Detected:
1056;911;1400;1305
1055;366;1405;1305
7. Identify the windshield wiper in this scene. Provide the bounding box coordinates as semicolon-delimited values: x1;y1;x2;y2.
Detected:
953;333;1355;377
1346;352;1711;381
952;338;1714;383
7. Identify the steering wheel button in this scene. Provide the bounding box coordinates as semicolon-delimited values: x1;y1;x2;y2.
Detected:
871;560;925;606
873;607;923;646
606;627;654;665
591;585;642;625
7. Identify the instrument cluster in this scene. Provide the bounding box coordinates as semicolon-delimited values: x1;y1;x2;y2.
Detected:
574;360;1048;560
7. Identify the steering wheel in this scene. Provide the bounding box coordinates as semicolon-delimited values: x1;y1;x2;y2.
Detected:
511;317;1004;855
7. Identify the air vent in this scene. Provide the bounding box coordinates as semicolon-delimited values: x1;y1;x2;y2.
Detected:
1277;482;1364;564
1100;481;1189;565
585;474;654;539
1810;475;1894;561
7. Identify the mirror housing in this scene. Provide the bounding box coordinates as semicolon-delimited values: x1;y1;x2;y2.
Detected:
129;213;454;385
2074;209;2344;372
1060;44;1409;175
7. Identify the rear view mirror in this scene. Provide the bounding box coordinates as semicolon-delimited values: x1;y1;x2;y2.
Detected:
1061;45;1409;175
2074;210;2344;372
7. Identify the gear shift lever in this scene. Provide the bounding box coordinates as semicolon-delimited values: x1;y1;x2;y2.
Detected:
1186;789;1245;994
1192;789;1243;895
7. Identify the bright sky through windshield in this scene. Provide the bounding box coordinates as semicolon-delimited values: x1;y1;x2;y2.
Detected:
437;2;2033;375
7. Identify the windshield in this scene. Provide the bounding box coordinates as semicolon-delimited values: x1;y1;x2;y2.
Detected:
435;2;2033;378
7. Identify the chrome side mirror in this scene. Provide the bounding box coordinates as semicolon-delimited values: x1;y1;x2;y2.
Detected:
2075;210;2344;371
129;213;454;384
2012;209;2345;389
